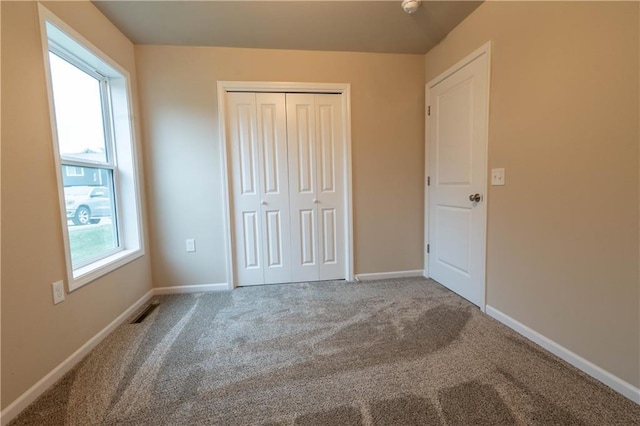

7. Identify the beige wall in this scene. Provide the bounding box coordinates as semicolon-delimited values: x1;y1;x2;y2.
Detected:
135;46;426;287
1;1;152;408
3;0;636;413
426;1;640;387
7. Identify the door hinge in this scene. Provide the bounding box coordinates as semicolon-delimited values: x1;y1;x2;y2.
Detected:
428;106;431;116
427;176;430;186
427;244;430;254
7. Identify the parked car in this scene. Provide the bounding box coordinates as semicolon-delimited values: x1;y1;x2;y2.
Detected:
64;186;112;225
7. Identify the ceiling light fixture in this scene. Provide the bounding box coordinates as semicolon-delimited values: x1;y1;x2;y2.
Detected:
401;0;421;14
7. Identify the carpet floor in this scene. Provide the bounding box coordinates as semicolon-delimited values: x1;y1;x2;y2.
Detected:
9;278;640;425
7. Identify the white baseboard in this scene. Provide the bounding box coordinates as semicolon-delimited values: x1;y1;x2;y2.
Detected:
485;305;640;404
0;289;154;426
152;283;230;295
355;270;425;282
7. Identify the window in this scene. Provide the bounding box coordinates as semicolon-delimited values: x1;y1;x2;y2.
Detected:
49;51;120;268
41;8;143;291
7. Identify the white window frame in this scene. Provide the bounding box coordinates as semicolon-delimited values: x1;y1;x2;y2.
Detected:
39;4;145;292
49;47;123;269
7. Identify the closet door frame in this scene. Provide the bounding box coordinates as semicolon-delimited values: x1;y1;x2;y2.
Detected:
218;81;354;289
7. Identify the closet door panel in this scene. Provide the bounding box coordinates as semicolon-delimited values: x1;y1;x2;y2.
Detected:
227;93;264;285
256;93;292;284
287;94;320;282
315;95;345;280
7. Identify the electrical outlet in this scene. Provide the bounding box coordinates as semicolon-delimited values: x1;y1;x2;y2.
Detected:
186;239;196;253
52;281;65;305
491;168;505;186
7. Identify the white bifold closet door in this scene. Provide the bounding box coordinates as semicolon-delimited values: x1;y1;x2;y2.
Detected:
286;94;344;282
226;92;344;286
227;93;292;286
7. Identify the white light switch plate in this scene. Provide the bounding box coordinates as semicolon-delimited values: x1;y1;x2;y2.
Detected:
186;239;196;252
491;168;505;186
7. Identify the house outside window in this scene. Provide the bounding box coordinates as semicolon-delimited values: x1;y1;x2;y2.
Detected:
65;166;85;177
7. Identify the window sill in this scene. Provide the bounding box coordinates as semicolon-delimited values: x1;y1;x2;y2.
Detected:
69;248;144;292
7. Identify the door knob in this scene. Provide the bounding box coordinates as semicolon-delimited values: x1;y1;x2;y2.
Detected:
261;201;267;205
469;193;482;202
313;199;318;204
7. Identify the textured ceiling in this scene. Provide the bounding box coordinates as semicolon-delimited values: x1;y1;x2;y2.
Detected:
92;1;483;54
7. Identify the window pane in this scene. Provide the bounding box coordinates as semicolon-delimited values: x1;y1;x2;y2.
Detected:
49;52;108;163
63;167;118;266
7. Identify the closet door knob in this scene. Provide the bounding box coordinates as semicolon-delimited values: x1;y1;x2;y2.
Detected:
261;200;267;205
313;199;318;204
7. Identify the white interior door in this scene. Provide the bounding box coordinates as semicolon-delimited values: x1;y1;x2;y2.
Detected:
227;92;291;286
287;94;344;282
427;48;489;308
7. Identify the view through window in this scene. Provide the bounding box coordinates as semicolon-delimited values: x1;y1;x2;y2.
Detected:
49;51;119;267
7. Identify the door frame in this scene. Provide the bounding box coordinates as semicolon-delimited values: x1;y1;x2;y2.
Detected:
424;42;491;311
217;81;354;288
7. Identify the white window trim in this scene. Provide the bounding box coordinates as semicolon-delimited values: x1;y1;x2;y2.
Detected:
38;4;145;292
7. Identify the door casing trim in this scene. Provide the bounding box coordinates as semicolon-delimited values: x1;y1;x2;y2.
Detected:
424;41;492;311
217;81;354;288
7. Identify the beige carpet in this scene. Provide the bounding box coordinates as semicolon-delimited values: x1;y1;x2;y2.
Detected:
9;278;640;425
